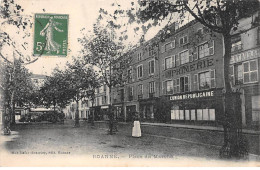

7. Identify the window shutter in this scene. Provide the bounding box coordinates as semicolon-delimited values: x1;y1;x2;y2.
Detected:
173;79;176;94
172;55;175;68
209;40;214;55
194;74;198;91
229;66;234;87
188;75;190;92
193;47;198;60
189;48;193;62
172;40;176;48
176;54;180;66
162;81;166;95
162;58;165;70
177;78;180;93
210;69;216;88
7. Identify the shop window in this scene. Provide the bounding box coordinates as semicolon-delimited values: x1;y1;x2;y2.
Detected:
252;95;260;122
171;110;180;120
209;109;215;121
137;64;143;79
185;110;190;120
148;60;155;75
179;110;184;120
179;35;188;46
197;109;203;120
179;50;189;65
165;57;172;69
191;110;196;120
198;41;214;58
243;60;258;83
166;80;173;94
180;76;190;92
199;70;215;90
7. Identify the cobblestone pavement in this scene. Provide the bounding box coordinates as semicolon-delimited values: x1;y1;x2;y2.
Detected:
0;120;259;166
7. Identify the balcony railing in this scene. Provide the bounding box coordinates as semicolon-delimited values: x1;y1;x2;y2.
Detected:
138;94;143;100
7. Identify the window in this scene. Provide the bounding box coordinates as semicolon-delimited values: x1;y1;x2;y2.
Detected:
137;65;143;78
165;57;172;69
102;96;107;104
149;60;155;74
243;60;258;83
163;40;175;53
198;41;214;58
149;46;154;56
231;36;242;52
127;68;132;83
173;78;180;94
199;70;215;90
234;64;243;85
252;95;260;122
138;84;143;94
179;35;188;46
129;86;134;101
180;76;190;92
166;80;173;94
137;52;142;61
149;81;155;93
179;50;189;65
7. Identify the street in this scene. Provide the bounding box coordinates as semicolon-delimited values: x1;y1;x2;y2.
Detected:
0;120;259;166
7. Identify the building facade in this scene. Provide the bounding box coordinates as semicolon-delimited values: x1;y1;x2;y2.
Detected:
110;12;260;129
229;12;260;129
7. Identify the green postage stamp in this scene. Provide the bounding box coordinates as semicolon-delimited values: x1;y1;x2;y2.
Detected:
34;14;68;56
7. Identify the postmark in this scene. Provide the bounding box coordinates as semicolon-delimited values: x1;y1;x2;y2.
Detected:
33;13;68;57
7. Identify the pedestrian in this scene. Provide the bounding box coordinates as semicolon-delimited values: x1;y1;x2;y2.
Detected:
132;112;141;138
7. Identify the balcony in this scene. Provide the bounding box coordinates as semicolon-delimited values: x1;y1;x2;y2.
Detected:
149;93;155;98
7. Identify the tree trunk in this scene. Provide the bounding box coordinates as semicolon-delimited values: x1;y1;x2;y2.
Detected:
10;90;16;126
108;86;113;134
220;34;246;158
74;100;80;127
91;98;95;126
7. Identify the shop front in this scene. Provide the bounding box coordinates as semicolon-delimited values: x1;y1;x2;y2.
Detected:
168;89;224;126
139;98;159;122
112;104;124;122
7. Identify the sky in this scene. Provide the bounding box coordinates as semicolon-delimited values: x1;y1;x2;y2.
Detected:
2;0;189;76
1;0;156;76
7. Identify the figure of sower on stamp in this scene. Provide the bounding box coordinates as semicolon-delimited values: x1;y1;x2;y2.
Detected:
40;17;64;54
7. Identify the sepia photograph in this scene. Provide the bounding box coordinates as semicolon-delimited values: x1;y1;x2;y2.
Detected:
0;0;260;167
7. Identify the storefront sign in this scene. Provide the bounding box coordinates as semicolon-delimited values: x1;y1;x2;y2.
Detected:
230;48;260;64
170;91;214;101
165;58;214;78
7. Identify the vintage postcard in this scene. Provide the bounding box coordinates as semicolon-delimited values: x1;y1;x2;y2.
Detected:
0;0;260;167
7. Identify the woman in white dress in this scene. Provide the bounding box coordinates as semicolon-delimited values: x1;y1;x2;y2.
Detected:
40;17;64;54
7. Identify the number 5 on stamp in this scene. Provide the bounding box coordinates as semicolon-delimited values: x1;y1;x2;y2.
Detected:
34;13;68;57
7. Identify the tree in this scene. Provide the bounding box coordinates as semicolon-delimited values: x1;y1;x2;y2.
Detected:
0;58;34;131
60;57;99;127
79;22;132;134
0;0;37;131
99;0;259;158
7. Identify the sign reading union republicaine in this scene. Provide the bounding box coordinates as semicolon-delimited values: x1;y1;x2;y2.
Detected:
170;91;214;101
34;14;68;56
